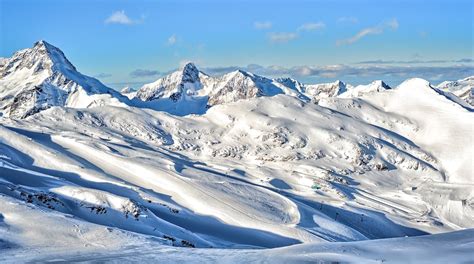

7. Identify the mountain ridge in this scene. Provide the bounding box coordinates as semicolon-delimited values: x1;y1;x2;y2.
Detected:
0;41;127;119
2;41;472;118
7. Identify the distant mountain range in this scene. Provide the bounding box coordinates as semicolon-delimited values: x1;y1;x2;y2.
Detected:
1;41;472;119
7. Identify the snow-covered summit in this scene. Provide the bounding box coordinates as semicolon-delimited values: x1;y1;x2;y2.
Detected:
275;77;306;94
180;62;200;83
436;76;473;106
135;65;306;108
1;40;75;74
437;76;474;92
304;80;347;101
136;62;207;102
340;80;391;98
120;86;135;94
207;69;283;106
0;41;125;119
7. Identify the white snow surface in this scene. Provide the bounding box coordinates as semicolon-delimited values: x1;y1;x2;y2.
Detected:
0;42;473;262
437;76;474;107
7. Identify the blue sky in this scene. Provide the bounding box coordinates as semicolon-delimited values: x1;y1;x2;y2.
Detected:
1;0;472;89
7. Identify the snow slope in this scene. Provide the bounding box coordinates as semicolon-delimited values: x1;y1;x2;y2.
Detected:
437;76;474;106
0;197;472;264
340;80;391;98
0;86;471;249
0;41;472;262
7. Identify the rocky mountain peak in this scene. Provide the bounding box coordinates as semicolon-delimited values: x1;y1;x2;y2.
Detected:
1;40;76;79
372;80;391;90
180;62;200;83
305;80;347;100
0;41;119;119
275;77;305;93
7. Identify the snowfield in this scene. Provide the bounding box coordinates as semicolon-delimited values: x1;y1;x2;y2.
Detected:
0;41;473;263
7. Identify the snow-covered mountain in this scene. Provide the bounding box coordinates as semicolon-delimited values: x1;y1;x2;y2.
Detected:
120;86;137;99
0;41;473;262
304;80;347;101
206;70;304;106
0;41;127;119
340;80;391;98
437;76;474;106
275;77;306;94
136;62;209;102
135;65;307;107
120;86;136;94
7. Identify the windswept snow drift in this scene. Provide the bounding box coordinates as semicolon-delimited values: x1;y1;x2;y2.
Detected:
0;42;473;262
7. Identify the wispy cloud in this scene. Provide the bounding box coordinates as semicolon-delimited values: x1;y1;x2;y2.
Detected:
297;22;325;31
105;10;144;25
167;34;177;45
456;58;474;63
336;18;399;46
130;69;161;78
357;58;474;64
254;21;272;30
268;32;298;43
419;31;428;38
93;73;112;78
202;63;473;82
337;17;358;24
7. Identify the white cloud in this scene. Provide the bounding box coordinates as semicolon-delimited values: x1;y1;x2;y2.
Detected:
268;32;298;43
336;18;399;46
203;64;474;82
337;17;359;24
254;21;272;30
387;18;399;30
130;69;161;78
167;34;177;45
297;22;325;31
105;10;143;25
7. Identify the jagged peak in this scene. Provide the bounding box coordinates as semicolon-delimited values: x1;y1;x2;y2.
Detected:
120;86;136;94
181;62;197;71
275;77;304;87
33;40;65;57
9;40;77;73
37;40;76;71
179;62;200;83
227;69;249;77
275;77;305;93
371;80;391;89
34;40;53;49
276;77;299;82
0;40;76;80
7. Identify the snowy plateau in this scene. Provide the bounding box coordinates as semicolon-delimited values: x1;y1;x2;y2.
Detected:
0;41;473;263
